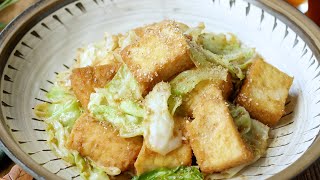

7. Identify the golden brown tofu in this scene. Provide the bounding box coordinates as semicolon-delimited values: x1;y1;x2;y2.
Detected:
70;63;121;109
180;73;233;117
134;142;192;175
134;117;192;175
121;20;194;95
186;87;253;173
133;21;189;38
236;58;293;126
66;114;143;172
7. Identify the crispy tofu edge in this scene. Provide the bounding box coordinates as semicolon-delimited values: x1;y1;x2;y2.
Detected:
236;58;293;126
70;63;121;109
134;142;192;175
179;72;233;118
186;87;254;173
134;116;192;175
120;20;194;95
66;113;143;172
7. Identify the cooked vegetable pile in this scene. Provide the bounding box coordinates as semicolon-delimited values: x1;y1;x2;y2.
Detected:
35;20;293;179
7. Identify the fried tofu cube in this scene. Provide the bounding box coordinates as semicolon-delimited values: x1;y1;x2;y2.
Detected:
70;63;121;109
133;21;190;38
134;117;192;175
121;20;194;95
180;73;233;117
134;142;192;175
66;114;143;172
186;87;253;173
236;58;293;126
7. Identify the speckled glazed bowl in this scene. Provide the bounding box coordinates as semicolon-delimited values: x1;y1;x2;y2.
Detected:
1;0;320;179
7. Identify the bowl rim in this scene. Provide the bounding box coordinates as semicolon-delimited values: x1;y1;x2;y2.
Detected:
0;0;320;179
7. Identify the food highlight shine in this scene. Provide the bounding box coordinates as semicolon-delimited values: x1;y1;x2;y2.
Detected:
35;20;293;179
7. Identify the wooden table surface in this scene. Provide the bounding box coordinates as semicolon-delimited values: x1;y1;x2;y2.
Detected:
0;0;319;179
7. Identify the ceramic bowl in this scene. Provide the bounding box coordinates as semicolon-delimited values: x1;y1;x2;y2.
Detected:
1;0;320;179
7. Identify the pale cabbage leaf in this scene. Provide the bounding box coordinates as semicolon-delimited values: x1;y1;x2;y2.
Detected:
34;85;111;179
88;65;145;137
206;105;269;179
144;82;182;155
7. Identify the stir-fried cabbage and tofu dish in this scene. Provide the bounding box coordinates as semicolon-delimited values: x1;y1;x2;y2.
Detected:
35;20;293;179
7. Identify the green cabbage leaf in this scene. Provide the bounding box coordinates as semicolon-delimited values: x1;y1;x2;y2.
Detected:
185;24;255;80
88;65;145;137
170;66;228;96
198;33;241;55
132;166;203;180
229;104;270;156
35;85;81;131
200;46;254;80
35;84;110;179
184;22;205;42
207;105;269;179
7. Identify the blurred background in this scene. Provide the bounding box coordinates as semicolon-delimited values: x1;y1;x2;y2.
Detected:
286;0;320;26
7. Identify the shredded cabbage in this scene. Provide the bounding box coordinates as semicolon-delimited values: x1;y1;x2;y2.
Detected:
184;22;205;42
170;44;229;116
206;105;269;179
90;104;145;137
118;30;140;49
103;65;143;102
170;66;228;96
132;166;203;180
199;33;255;80
176;22;190;33
77;33;119;67
34;85;110;179
55;71;72;88
88;65;145;137
188;40;213;67
229;104;270;156
144;82;182;155
198;33;240;55
229;104;252;135
36;86;81;130
168;95;183;115
185;24;255;80
201;47;254;80
120;100;145;118
243;118;270;157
